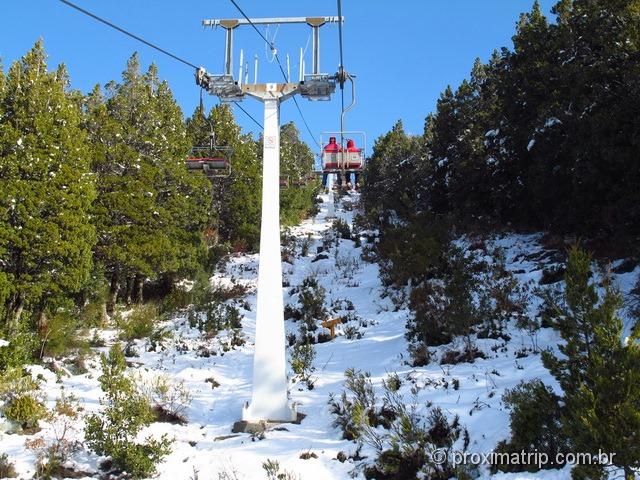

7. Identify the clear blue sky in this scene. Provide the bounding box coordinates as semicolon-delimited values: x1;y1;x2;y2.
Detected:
0;0;557;154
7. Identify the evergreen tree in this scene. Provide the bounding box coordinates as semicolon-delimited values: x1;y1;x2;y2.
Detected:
0;41;95;330
0;60;10;321
543;246;640;479
86;54;210;311
362;119;424;226
279;122;318;227
186;103;261;250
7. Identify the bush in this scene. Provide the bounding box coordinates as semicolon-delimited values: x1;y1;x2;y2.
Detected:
440;345;486;365
477;249;529;340
3;394;47;429
142;374;192;424
541;246;640;479
262;458;301;480
491;379;568;473
0;367;40;403
329;369;471;479
329;369;379;442
38;308;90;359
290;342;316;387
406;246;481;351
190;302;242;335
25;392;83;479
630;273;640;331
0;327;36;373
116;304;158;341
364;405;468;480
0;454;17;478
300;234;313;257
297;276;327;334
85;345;172;479
159;285;192;315
284;303;302;321
333;219;352;240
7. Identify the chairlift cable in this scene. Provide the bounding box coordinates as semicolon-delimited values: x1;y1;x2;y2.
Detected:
56;0;263;130
228;0;322;150
232;102;263;129
57;0;199;70
337;0;346;137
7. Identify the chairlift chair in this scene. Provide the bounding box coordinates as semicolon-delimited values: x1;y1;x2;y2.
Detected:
319;132;366;173
185;131;232;178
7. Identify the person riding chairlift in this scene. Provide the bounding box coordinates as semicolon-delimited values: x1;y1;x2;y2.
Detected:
322;137;361;190
345;138;361;190
322;136;341;189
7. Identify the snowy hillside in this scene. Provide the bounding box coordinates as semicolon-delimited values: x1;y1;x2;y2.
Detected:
1;193;638;480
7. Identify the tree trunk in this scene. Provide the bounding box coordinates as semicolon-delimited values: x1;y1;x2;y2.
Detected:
100;301;109;325
133;274;144;304
5;292;24;332
106;271;120;316
37;309;49;359
125;277;134;305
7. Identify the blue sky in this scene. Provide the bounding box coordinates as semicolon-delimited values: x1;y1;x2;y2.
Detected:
0;0;557;154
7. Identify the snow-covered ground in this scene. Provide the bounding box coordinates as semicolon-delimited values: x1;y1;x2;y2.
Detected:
1;192;638;479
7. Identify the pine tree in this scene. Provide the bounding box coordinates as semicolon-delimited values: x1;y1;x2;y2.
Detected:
186;103;261;250
362;119;424;225
86;54;210;310
543;246;640;479
0;41;96;330
279;122;318;226
0;60;10;321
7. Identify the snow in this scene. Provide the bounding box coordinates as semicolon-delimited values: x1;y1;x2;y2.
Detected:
437;157;449;168
1;194;637;479
544;118;562;128
527;139;536;151
485;129;499;138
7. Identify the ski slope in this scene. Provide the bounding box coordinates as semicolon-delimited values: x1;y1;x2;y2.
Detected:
1;192;638;480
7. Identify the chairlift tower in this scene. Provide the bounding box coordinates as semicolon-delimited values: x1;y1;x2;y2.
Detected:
197;15;341;423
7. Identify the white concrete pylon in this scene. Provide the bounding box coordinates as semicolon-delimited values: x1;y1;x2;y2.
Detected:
242;84;298;422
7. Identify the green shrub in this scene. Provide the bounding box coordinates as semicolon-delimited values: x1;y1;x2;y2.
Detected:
410;246;480;343
298;276;327;333
192;303;242;334
141;374;192;424
0;454;17;478
0;367;40;403
159;286;192;315
85;345;172;479
300;234;313;257
333;219;352;240
542;246;640;479
329;369;378;442
491;379;567;473
383;373;402;393
38;308;90;359
116;304;157;341
0;328;36;373
262;458;301;480
3;394;47;429
290;342;316;387
25;392;83;479
329;368;468;480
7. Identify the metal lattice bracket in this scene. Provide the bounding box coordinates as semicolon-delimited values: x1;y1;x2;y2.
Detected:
299;74;336;101
196;72;244;102
199;15;342;102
